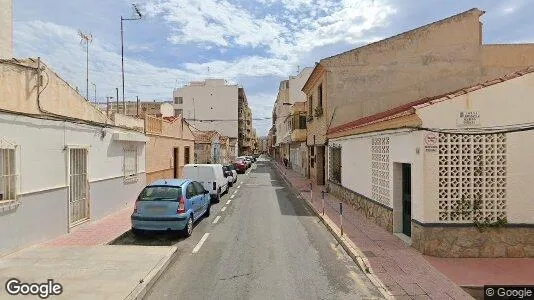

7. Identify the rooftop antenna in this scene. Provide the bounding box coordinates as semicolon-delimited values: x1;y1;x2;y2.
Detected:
121;3;143;113
78;30;93;101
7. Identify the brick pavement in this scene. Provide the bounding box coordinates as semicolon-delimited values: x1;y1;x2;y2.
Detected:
273;162;472;299
43;205;133;247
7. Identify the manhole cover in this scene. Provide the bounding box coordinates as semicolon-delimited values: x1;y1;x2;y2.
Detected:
362;250;376;257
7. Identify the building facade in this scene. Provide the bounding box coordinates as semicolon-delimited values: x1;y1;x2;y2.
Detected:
0;0;12;58
0;58;147;256
102;101;174;118
193;131;222;164
143;115;195;183
327;68;534;258
173;79;250;157
304;8;534;186
238;88;256;155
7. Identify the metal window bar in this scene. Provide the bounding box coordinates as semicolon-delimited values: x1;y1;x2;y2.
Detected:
0;148;17;201
69;148;88;225
124;148;138;177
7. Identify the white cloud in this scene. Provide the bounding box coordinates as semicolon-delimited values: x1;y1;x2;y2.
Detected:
144;0;396;67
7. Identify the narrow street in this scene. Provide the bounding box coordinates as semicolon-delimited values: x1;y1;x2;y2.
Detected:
129;159;382;299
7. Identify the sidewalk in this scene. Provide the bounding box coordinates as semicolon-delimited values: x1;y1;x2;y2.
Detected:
0;205;177;300
273;162;472;299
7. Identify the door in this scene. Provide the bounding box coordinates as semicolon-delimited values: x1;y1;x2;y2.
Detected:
173;148;179;178
193;181;208;214
402;163;412;236
69;148;89;227
186;183;199;218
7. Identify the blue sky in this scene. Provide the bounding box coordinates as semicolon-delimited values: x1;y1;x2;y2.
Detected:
12;0;534;136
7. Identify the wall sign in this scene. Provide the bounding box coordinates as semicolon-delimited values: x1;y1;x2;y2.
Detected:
424;132;438;152
457;111;480;127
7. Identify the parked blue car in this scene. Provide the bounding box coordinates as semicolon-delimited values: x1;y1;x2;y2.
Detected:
131;179;211;237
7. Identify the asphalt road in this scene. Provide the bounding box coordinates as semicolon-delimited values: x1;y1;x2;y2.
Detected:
119;158;382;300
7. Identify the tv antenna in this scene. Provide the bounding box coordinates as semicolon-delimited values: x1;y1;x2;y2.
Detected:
78;30;93;101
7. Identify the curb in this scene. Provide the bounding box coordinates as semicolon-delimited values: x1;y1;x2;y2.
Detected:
125;246;179;300
271;162;393;300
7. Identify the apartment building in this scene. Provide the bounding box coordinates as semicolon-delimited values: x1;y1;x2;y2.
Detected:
272;67;313;170
238;87;256;155
0;0;12;58
173;79;250;157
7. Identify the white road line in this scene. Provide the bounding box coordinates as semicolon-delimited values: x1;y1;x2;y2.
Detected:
237;185;241;189
230;195;235;199
221;206;227;212
233;191;237;195
226;199;232;205
212;216;221;224
192;233;210;254
240;181;243;184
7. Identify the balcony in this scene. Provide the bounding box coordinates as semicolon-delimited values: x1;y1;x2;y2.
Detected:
291;129;306;142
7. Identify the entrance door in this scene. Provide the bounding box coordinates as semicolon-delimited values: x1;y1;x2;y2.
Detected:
174;148;179;178
402;163;412;236
69;148;89;227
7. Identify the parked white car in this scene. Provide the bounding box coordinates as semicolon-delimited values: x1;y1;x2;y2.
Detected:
223;165;237;187
183;164;229;202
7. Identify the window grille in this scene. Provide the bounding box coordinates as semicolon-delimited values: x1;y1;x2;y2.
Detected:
124;148;138;178
0;148;17;202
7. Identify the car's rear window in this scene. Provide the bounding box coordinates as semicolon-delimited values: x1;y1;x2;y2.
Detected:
138;186;182;201
226;165;235;170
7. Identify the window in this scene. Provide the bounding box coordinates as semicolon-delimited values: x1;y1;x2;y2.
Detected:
184;147;190;164
317;84;323;107
329;146;341;183
0;148;17;201
310;146;315;157
174;96;183;104
186;183;197;198
308;95;313;117
299;116;307;129
138;186;181;201
175;109;183;116
192;181;206;195
124;148;138;178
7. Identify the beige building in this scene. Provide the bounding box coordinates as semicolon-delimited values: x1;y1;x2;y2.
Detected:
304;8;534;186
327;67;534;258
238;88;256;155
144;115;195;183
173;79;254;157
193;130;222;164
102;101;174;118
273;67;313;162
0;0;13;58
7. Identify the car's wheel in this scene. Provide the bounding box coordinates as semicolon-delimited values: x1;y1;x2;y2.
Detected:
215;189;221;203
182;215;193;237
204;203;211;217
229;181;233;187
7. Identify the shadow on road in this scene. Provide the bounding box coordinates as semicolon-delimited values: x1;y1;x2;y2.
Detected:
109;230;186;246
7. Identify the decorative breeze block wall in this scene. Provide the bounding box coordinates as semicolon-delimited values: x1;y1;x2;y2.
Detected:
371;136;390;206
438;133;507;222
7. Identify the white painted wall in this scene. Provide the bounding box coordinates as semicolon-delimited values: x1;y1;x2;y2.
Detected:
173;80;238;138
0;0;12;58
0;112;147;255
289;67;314;103
330;130;424;221
417;72;534;223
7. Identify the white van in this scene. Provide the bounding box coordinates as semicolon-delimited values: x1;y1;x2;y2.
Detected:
183;164;229;202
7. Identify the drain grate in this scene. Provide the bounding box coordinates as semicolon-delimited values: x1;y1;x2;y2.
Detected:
362;250;376;257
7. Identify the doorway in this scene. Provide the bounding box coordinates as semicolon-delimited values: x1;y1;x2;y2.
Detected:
68;148;89;227
174;147;179;178
401;163;412;236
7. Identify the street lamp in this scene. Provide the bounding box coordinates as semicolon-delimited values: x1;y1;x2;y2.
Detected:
91;82;96;102
121;4;142;105
78;30;92;101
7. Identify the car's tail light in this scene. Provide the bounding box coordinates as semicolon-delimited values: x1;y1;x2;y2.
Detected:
177;196;185;214
133;200;139;213
213;182;217;190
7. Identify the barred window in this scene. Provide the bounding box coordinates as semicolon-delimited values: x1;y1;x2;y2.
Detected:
0;148;17;202
184;146;190;164
329;146;341;183
124;148;138;178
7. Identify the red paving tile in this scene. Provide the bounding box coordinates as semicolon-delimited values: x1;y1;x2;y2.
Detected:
43;205;133;247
